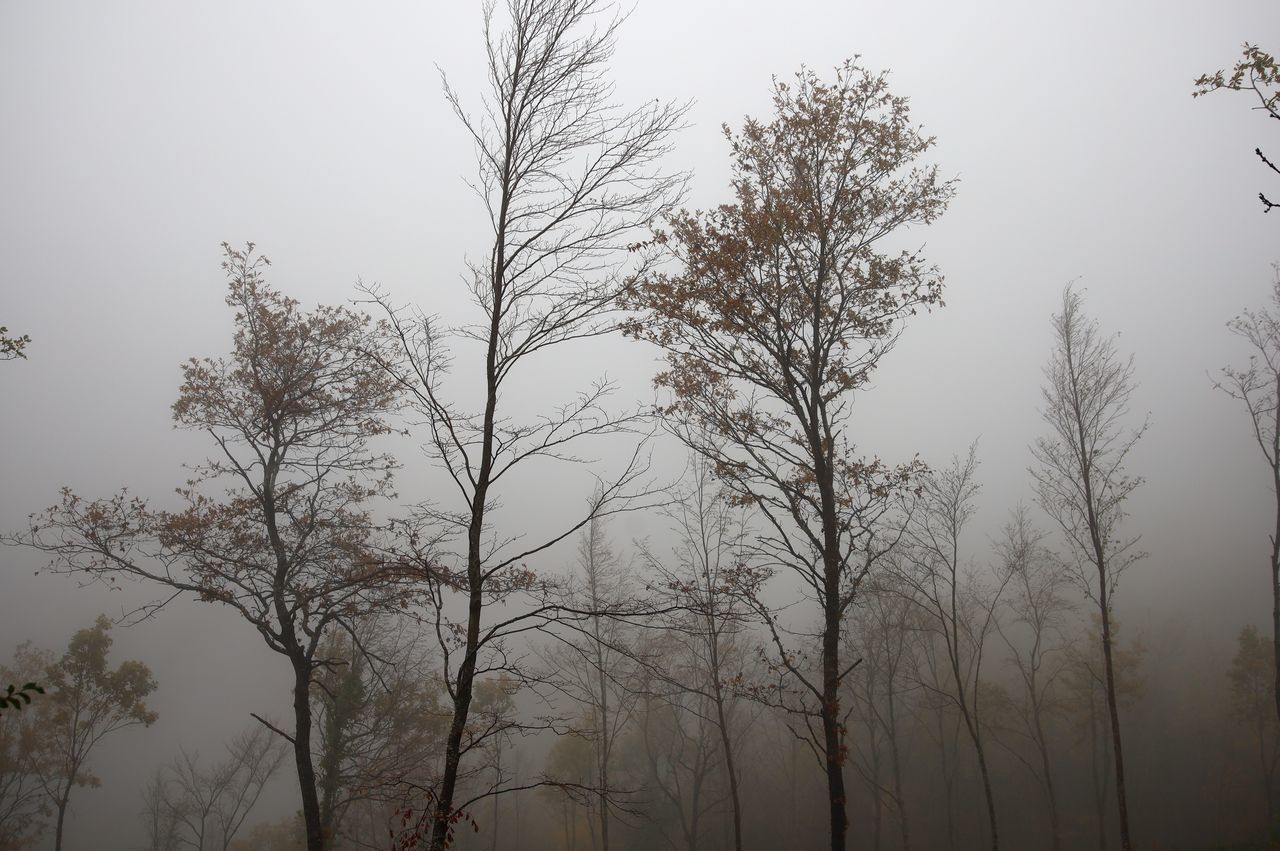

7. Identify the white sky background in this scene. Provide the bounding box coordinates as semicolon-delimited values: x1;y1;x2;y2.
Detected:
1;0;1277;845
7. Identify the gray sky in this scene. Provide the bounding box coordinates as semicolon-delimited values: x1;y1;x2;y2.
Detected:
2;0;1277;845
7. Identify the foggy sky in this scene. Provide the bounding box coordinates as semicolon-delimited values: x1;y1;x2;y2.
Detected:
1;1;1276;846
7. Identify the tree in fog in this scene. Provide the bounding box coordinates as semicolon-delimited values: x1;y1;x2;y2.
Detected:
18;245;406;851
1194;44;1279;213
35;616;158;851
1031;285;1146;851
991;505;1072;851
141;767;183;851
1214;266;1280;725
1228;624;1280;833
152;724;288;851
846;575;918;851
359;1;684;845
895;444;1009;850
0;642;54;849
627;666;722;851
1060;617;1144;851
545;515;637;851
624;60;953;851
310;618;444;847
542;728;595;850
636;452;753;851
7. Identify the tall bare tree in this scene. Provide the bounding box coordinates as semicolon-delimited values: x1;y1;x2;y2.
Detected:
1215;265;1280;724
896;444;1010;850
1031;285;1147;851
17;244;406;851
846;576;918;851
1060;616;1144;851
636;453;752;851
543;515;638;851
624;60;953;850
991;505;1072;851
362;2;684;847
162;725;288;851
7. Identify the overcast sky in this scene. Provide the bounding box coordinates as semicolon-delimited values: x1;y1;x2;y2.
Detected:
1;0;1277;845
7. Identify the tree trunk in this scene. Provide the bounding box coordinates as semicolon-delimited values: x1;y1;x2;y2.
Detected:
429;241;500;848
1271;376;1280;727
1031;698;1062;851
429;603;481;851
1098;576;1132;851
711;674;744;851
886;682;910;851
595;613;611;851
822;603;848;851
1088;672;1111;851
937;710;956;851
54;780;72;851
292;659;325;851
947;620;998;849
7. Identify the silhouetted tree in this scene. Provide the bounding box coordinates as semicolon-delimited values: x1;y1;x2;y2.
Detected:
158;724;288;851
636;453;753;851
896;444;1010;850
992;505;1072;851
360;1;684;846
625;59;953;850
1061;617;1145;851
1194;43;1280;213
1215;265;1280;725
545;515;637;851
1032;285;1146;851
18;244;406;851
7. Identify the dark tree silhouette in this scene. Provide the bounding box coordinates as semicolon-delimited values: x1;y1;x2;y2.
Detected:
624;60;954;851
17;245;408;851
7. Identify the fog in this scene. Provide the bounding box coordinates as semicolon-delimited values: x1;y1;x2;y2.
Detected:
1;1;1277;849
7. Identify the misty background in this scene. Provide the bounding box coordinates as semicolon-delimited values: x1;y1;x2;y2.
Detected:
1;0;1276;848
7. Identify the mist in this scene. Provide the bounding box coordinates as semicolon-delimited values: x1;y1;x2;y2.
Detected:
1;1;1277;849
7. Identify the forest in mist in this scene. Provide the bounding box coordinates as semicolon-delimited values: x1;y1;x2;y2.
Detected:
2;1;1279;850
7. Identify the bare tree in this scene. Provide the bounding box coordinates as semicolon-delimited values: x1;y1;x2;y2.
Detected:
895;444;1010;850
623;60;954;851
1215;265;1280;724
629;666;722;851
635;453;753;851
1060;616;1145;851
1031;285;1147;851
162;725;288;851
543;515;639;851
16;245;407;851
141;767;183;851
991;505;1072;851
846;576;918;851
360;2;684;847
